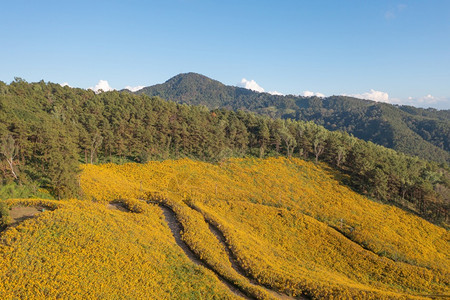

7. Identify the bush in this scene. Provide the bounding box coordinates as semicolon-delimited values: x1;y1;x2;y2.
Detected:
0;183;54;200
0;201;10;229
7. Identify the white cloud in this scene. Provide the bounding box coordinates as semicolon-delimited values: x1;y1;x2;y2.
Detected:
269;90;283;96
238;78;284;95
124;85;145;92
238;78;265;93
89;80;114;93
350;89;390;103
346;90;449;109
302;91;325;98
401;94;450;109
418;94;436;104
60;82;71;87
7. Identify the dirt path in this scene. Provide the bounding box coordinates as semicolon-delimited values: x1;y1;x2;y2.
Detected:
206;222;300;300
153;200;308;299
185;204;307;299
158;205;251;299
107;202;129;212
8;206;43;226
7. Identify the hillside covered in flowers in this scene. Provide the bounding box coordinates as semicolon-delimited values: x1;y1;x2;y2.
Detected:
79;157;448;298
0;198;238;299
1;157;445;298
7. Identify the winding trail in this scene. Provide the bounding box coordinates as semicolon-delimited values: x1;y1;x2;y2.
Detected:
206;221;298;300
158;205;250;299
151;200;305;299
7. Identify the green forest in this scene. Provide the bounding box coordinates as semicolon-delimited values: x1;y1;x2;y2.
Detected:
138;73;450;163
0;78;449;225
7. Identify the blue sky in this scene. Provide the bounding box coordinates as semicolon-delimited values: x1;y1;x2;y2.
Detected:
1;0;449;109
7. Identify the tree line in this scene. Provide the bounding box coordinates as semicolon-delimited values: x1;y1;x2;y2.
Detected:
138;72;450;163
0;79;448;225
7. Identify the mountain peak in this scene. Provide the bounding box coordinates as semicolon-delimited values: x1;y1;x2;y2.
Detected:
136;73;449;163
164;72;225;88
137;72;231;107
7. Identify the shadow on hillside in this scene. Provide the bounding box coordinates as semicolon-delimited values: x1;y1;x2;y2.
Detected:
107;202;130;212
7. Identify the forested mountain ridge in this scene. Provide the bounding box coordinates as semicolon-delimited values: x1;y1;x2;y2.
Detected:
136;73;450;163
0;79;448;225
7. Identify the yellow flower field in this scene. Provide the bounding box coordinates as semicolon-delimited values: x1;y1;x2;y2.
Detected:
80;157;449;298
0;157;448;299
0;198;237;299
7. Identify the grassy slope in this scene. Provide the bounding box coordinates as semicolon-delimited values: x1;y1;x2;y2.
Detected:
80;157;449;299
0;199;236;299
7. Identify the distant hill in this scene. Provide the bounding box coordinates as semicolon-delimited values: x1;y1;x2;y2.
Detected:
136;73;450;163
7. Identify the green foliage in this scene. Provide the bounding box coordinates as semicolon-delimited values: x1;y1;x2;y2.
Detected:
0;200;9;228
35;120;80;199
138;73;450;163
0;183;53;200
0;79;447;225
